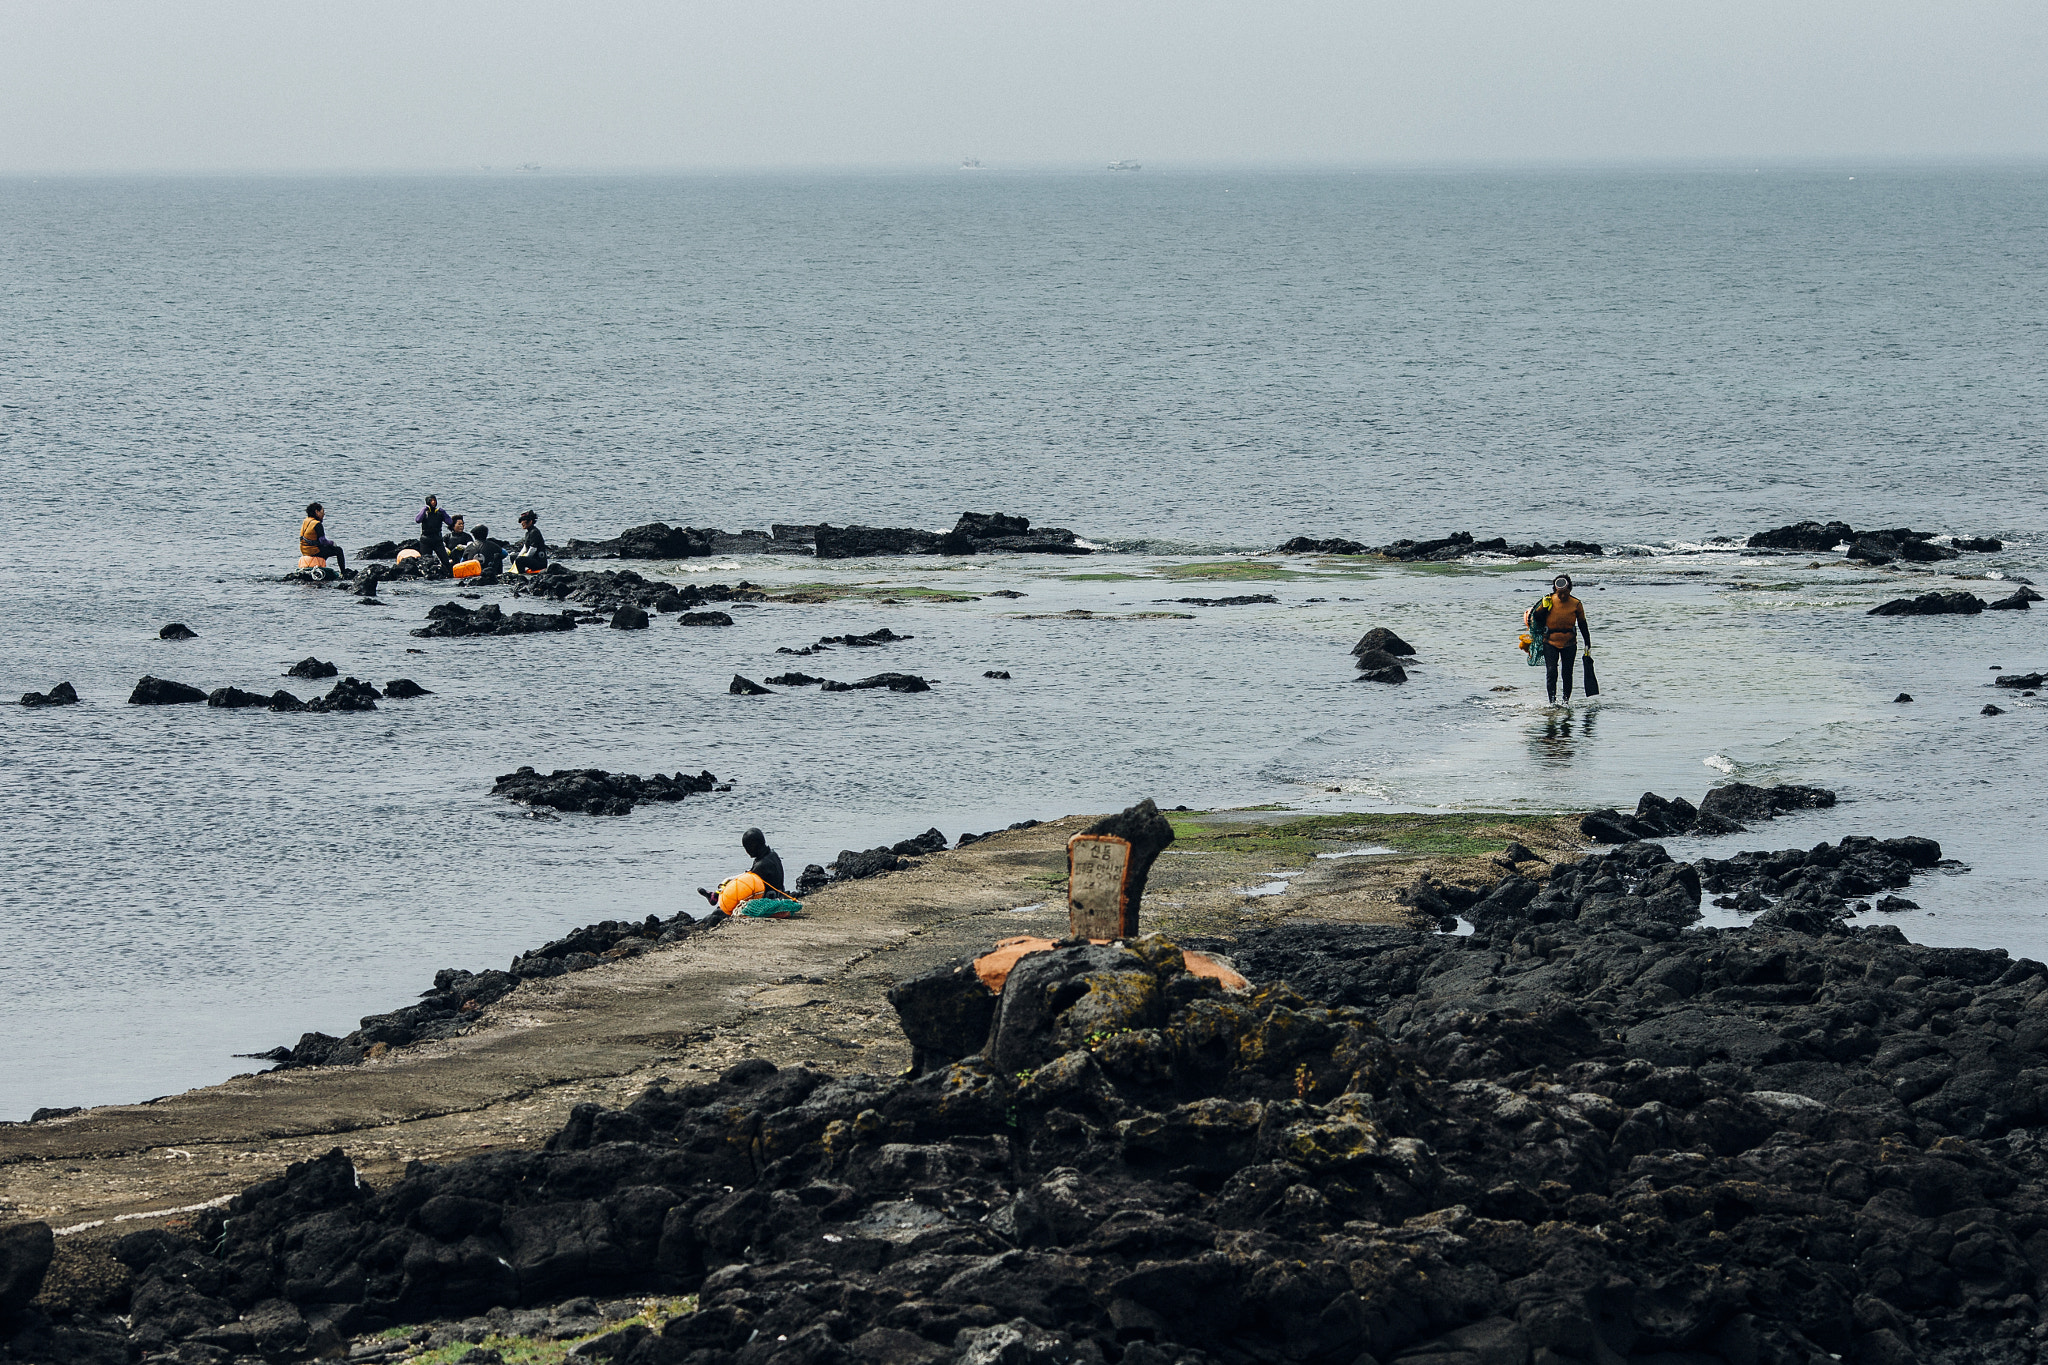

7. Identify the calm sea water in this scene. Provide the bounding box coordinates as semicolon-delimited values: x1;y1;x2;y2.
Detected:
2;169;2044;1119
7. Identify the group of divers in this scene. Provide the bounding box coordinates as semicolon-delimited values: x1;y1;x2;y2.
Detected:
298;499;1598;906
296;495;552;581
303;494;799;918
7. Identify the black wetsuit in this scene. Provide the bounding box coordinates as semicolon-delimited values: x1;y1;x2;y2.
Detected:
514;526;549;572
477;539;505;578
750;849;787;896
1544;640;1578;703
417;506;454;571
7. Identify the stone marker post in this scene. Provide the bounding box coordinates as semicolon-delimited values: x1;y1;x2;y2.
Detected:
1067;798;1176;940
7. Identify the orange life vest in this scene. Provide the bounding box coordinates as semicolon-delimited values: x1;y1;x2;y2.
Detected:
299;517;325;557
1545;594;1585;648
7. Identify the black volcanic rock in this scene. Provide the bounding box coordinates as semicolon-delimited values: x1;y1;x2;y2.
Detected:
20;682;78;707
813;523;941;559
764;672;825;686
285;656;339;679
267;690;305;713
1869;592;1986;617
678;611;734;627
819;672;932;693
1747;519;1855;551
1277;536;1369;554
1955;536;2005;552
381;678;432;699
1351;627;1416;657
1989;586;2042;611
1174;594;1278;606
158;622;198;640
729;675;772;695
491;766;717;816
610;605;650;630
412;603;579;637
207;686;272;709
128;676;206;705
303;677;380;713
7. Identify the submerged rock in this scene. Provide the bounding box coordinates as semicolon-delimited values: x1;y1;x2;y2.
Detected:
127;676;206;705
1994;672;2047;689
157;622;197;640
491;766;719;815
19;682;78;708
1354;662;1408;684
729;675;772;695
381;678;432;699
983;670;1012;679
678;611;734;627
1955;535;2005;552
1173;594;1278;606
764;671;825;686
1869;591;1986;616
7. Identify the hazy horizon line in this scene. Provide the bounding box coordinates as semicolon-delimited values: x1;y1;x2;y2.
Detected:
7;153;2048;180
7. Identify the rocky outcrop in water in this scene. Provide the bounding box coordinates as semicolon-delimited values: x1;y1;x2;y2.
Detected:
561;523;715;561
382;678;431;699
19;682;78;708
679;611;734;627
1580;783;1835;843
775;628;913;656
72;813;2048;1365
1352;627;1416;658
413;602;580;638
1749;521;2002;562
1174;594;1278;607
1990;586;2042;611
1869;591;1986;617
512;568;764;615
126;676;206;705
207;687;271;709
820;673;933;693
284;657;338;679
729;675;772;695
1996;672;2047;689
810;513;1091;559
490;766;720;816
1697;834;1946;919
1353;653;1408;684
157;623;197;640
610;605;650;630
305;678;381;713
1280;533;1603;559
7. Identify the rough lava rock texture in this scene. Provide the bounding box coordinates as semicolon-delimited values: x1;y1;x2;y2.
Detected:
303;677;382;714
207;686;272;709
1748;521;2000;559
512;567;763;616
1351;628;1416;658
126;676;206;705
680;611;735;628
1990;587;2042;612
19;682;78;708
285;656;339;679
730;675;773;696
1280;534;1603;559
1581;784;1835;843
157;622;198;641
0;1220;54;1324
414;602;581;638
1870;592;1986;617
490;766;719;817
819;673;933;694
382;678;433;699
73;816;2048;1365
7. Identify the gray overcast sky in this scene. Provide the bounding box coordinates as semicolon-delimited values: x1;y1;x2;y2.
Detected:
2;1;2044;172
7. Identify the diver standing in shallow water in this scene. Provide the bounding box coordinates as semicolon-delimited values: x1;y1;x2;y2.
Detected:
1537;574;1593;704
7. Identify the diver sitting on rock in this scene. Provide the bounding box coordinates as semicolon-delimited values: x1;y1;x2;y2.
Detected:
698;828;789;915
512;509;549;572
470;524;505;580
298;502;349;574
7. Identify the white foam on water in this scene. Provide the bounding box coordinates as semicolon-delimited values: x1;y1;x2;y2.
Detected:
1316;845;1398;859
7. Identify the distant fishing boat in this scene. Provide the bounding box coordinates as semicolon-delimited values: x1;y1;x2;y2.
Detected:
1107;160;1141;172
960;158;987;170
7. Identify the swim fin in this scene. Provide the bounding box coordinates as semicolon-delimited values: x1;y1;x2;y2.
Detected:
1582;652;1600;697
